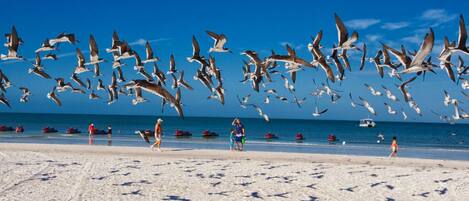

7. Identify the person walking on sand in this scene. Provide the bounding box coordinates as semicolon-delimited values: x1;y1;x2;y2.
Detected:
232;118;245;151
389;136;398;157
151;118;163;152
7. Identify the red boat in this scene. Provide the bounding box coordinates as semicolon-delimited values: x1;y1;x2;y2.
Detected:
42;127;58;133
175;129;192;137
328;134;337;142
0;125;14;132
265;132;278;140
295;133;304;141
202;130;219;138
66;128;81;134
15;126;24;133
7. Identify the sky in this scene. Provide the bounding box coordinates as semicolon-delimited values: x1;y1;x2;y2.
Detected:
0;0;468;123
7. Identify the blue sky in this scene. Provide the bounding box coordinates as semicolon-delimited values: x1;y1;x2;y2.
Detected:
0;0;468;122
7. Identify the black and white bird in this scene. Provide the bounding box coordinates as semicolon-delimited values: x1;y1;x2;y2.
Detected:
47;87;62;106
49;32;77;46
19;87;30;103
206;30;231;53
334;13;360;50
142;41;160;63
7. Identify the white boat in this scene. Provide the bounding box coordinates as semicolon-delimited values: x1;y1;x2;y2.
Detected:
359;118;376;128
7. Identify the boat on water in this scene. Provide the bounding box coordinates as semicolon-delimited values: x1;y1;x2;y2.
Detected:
202;130;219;138
175;129;192;137
295;133;305;141
359;118;376;128
265;132;278;140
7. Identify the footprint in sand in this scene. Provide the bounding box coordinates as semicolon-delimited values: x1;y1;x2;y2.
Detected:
434;178;453;183
122;190;143;196
162;195;190;201
267;192;290;198
435;187;448;195
306;183;317;189
208;191;229;196
412;192;430;197
370;181;386;187
235;181;255;187
246;192;263;199
210;181;221;187
91;176;106;180
385;185;394;190
340;186;358;192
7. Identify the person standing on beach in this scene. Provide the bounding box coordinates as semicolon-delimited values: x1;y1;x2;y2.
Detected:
389;136;398;157
88;123;95;135
151;118;163;152
232;118;245;151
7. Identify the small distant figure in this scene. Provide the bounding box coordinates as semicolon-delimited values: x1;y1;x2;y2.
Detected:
107;125;112;135
389;136;398;157
151;118;163;152
15;125;24;133
229;129;235;151
88;123;95;135
232;118;245;151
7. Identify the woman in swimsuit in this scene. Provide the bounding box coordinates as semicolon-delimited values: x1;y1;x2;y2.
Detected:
389;136;398;157
151;118;163;152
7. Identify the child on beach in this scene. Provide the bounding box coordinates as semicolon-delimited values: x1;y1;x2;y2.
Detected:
229;129;235;151
389;136;398;157
232;118;245;151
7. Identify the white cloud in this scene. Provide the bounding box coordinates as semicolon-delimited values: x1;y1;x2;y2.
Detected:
381;22;410;30
420;9;457;27
278;42;304;50
365;34;382;42
345;19;380;29
129;38;172;46
401;34;421;44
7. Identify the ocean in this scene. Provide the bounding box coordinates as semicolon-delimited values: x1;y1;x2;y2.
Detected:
1;112;468;160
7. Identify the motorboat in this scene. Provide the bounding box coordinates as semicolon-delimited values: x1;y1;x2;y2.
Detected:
202;130;219;138
359;118;376;128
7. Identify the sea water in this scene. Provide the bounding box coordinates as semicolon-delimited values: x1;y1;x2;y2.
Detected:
0;113;468;160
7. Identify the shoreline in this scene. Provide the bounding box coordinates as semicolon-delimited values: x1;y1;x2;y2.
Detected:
2;143;469;168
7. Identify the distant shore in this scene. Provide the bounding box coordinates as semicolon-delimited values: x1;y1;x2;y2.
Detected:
1;143;469;200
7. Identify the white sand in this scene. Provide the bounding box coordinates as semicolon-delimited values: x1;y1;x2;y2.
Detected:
1;143;469;200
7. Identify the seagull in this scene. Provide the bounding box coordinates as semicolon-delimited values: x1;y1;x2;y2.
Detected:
241;50;264;92
35;39;56;53
381;85;399;102
116;66;126;83
28;67;51;79
440;55;456;82
142;41;160;63
208;84;225;105
371;50;384;78
280;75;295;93
86;34;105;65
399;76;417;102
19;87;30;102
349;92;358;108
106;31;121;53
381;45;400;70
132;87;147;105
384;103;397;115
49;32;77;46
358;96;376;115
275;95;288;103
308;30;335;82
206;30;231;53
115;41;135;61
264;89;278;96
136;66;153;82
125;80;184;118
71;87;85;94
187;36;209;67
364;84;382;96
86;78;92;90
208;56;223;85
447;15;469;56
97;79;105;91
409;100;422;116
0;70;11;90
0;93;11;108
360;43;367;70
133;52;145;70
1;26;23;61
264;96;270;104
193;69;214;92
312;106;328;117
55;78;73;92
152;63;166;85
42;53;58;60
443;90;458;106
106;87;116;104
47;87;62;106
74;48;89;74
167;54;178;74
89;90;100;99
339;49;351;72
401;108;408;120
177;70;193;90
268;44;314;68
71;73;86;88
399;28;435;74
457;56;469;78
236;94;251;108
291;94;307;108
240;60;252;83
330;44;345;80
334;13;360;50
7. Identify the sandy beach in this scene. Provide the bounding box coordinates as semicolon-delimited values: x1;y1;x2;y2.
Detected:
1;143;469;200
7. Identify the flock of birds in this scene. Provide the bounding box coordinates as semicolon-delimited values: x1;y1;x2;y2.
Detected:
0;13;468;123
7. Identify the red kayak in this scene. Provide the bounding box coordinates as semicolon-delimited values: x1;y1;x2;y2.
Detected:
295;133;304;141
175;129;192;137
328;134;337;142
0;125;14;132
66;128;81;134
42;127;58;133
202;130;219;138
265;132;278;140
